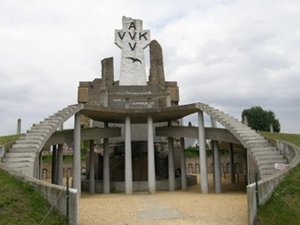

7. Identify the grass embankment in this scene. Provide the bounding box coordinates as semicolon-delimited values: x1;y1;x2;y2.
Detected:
258;132;300;225
1;134;68;224
0;134;21;145
0;169;67;225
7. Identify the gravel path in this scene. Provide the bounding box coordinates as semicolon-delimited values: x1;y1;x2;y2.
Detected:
79;175;248;225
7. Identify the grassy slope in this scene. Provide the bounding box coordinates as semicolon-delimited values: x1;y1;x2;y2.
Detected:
0;134;21;145
0;169;67;225
1;135;68;225
258;132;300;225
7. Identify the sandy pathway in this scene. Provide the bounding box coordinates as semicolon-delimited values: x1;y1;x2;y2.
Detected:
79;176;248;225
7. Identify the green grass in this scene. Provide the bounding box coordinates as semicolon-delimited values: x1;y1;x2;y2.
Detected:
0;134;21;145
260;131;300;147
0;169;67;225
257;132;300;225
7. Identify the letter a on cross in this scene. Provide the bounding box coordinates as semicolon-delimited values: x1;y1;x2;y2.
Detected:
115;16;150;85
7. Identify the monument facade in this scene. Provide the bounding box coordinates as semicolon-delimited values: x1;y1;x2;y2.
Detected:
78;16;184;194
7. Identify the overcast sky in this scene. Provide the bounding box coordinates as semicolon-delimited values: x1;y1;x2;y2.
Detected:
1;0;300;136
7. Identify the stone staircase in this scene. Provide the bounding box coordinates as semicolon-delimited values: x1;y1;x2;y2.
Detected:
1;104;81;177
197;103;287;179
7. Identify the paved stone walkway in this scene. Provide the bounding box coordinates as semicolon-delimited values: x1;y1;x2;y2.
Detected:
79;175;248;225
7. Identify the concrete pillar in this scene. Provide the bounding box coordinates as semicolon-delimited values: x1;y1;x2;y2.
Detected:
212;141;222;193
103;123;110;194
17;118;21;134
39;151;43;180
180;138;187;190
51;145;57;184
168;136;175;191
229;143;235;183
89;119;94;128
125;116;133;194
148;115;156;194
57;144;64;185
211;118;221;193
89;140;95;194
198;111;208;193
243;116;248;126
211;118;216;188
73;112;81;196
166;95;171;107
270;124;274;133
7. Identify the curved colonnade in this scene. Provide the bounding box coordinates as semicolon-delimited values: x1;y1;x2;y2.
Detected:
1;102;292;225
2;102;287;185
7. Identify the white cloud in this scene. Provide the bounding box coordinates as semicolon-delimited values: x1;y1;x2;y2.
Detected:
0;0;300;135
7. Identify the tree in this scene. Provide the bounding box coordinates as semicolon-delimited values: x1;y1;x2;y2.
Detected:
241;106;280;132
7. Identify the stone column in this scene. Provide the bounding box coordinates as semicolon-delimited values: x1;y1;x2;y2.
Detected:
73;113;81;196
168;136;175;191
103;123;110;194
212;141;222;193
211;118;221;193
229;143;235;183
57;144;64;185
166;96;171;107
39;151;43;180
180;138;187;190
89;140;95;194
51;145;57;184
148;115;156;194
270;124;274;133
198;111;208;193
17;118;21;134
243;116;248;126
125;116;133;194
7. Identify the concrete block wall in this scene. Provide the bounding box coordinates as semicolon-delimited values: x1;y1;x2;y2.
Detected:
186;155;246;175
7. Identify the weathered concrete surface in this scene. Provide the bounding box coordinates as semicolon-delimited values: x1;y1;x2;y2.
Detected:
115;16;150;85
44;127;121;147
81;176;197;193
156;126;241;144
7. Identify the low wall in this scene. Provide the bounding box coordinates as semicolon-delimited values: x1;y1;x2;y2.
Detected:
0;163;79;225
0;141;15;159
82;175;197;193
247;140;300;225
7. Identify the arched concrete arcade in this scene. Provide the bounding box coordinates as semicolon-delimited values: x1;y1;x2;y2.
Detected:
71;102;248;195
2;102;285;197
27;101;281;197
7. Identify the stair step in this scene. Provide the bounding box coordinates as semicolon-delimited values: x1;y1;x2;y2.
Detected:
250;147;277;152
5;161;34;168
15;139;42;145
246;141;270;148
258;159;287;167
24;133;47;138
242;135;267;141
260;169;277;176
252;149;280;156
255;154;284;161
10;147;39;152
2;157;35;163
28;128;51;133
5;152;37;158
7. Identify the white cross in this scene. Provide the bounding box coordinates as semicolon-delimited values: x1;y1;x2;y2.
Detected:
115;16;150;85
